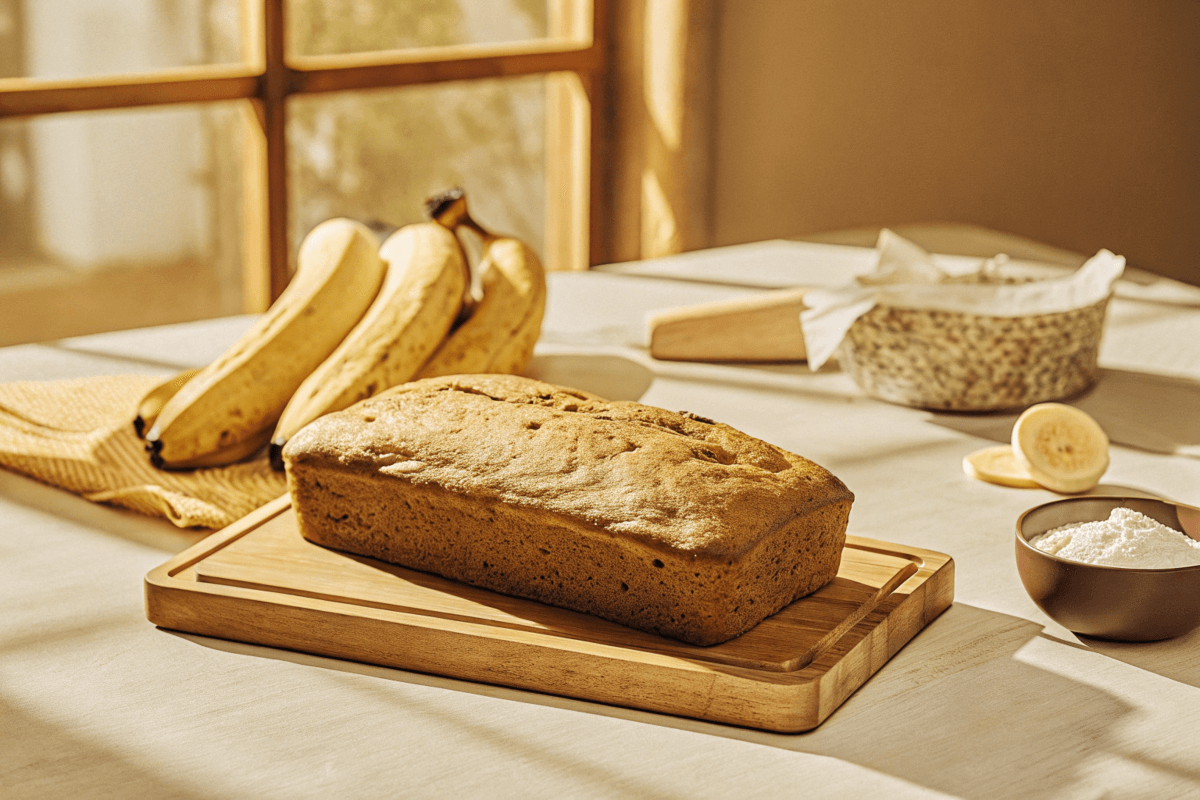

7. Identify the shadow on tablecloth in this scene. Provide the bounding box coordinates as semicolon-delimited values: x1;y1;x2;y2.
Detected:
927;367;1200;458
162;602;1180;798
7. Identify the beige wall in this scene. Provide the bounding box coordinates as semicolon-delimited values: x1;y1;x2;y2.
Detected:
709;1;1200;284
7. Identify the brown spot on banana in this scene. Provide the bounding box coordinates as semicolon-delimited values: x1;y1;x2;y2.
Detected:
152;426;272;471
485;281;547;376
145;218;386;469
416;238;545;379
425;187;476;319
269;222;468;469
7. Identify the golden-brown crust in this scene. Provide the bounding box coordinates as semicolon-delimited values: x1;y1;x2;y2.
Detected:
283;374;854;645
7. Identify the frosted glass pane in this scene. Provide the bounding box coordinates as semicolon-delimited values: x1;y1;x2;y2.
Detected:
288;0;554;57
288;76;545;267
0;103;247;346
0;0;244;81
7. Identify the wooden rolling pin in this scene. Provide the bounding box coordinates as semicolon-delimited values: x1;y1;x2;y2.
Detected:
647;287;809;363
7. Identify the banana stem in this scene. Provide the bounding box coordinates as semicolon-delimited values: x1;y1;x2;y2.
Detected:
425;186;498;244
425;187;479;318
453;213;492;243
426;187;505;326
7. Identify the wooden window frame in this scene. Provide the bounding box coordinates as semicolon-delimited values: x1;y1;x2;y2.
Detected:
0;0;609;312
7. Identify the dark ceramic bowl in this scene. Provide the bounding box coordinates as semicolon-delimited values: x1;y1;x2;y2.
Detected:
1015;496;1200;642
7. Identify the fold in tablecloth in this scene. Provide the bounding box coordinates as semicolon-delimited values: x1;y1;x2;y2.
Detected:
0;374;286;528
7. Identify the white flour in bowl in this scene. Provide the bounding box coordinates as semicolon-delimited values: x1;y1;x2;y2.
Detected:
1031;507;1200;569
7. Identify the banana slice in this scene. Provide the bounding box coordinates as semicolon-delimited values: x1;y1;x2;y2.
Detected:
1011;403;1109;494
962;445;1040;488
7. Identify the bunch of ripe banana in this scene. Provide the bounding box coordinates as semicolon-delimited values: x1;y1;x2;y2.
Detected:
136;188;546;472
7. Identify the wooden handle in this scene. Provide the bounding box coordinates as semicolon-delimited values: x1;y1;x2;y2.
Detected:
647;288;809;363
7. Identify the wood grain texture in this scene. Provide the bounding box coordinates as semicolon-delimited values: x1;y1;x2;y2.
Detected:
0;43;601;120
647;287;809;362
0;67;261;119
145;496;953;732
260;0;290;301
289;42;603;94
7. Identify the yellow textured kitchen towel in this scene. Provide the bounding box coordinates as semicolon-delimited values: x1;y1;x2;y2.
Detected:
0;373;286;528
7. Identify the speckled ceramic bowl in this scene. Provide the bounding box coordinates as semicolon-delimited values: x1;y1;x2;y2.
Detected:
1015;497;1200;642
836;275;1111;411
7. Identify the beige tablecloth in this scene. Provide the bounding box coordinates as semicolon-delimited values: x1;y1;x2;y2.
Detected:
5;240;1200;799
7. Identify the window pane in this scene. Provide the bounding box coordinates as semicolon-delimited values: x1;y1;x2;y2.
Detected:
288;76;546;269
0;103;247;346
288;0;556;57
0;0;244;81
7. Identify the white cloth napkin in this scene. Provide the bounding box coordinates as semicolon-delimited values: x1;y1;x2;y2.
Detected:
800;230;1126;370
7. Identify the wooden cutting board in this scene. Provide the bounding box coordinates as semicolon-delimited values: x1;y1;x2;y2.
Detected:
145;495;953;732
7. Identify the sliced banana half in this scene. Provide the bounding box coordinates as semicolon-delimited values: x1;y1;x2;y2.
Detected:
1011;403;1109;494
963;445;1040;488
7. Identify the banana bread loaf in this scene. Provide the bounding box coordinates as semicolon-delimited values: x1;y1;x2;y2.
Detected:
282;374;854;646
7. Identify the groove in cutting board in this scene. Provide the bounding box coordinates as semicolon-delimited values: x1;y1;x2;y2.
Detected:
193;514;920;673
146;496;954;732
